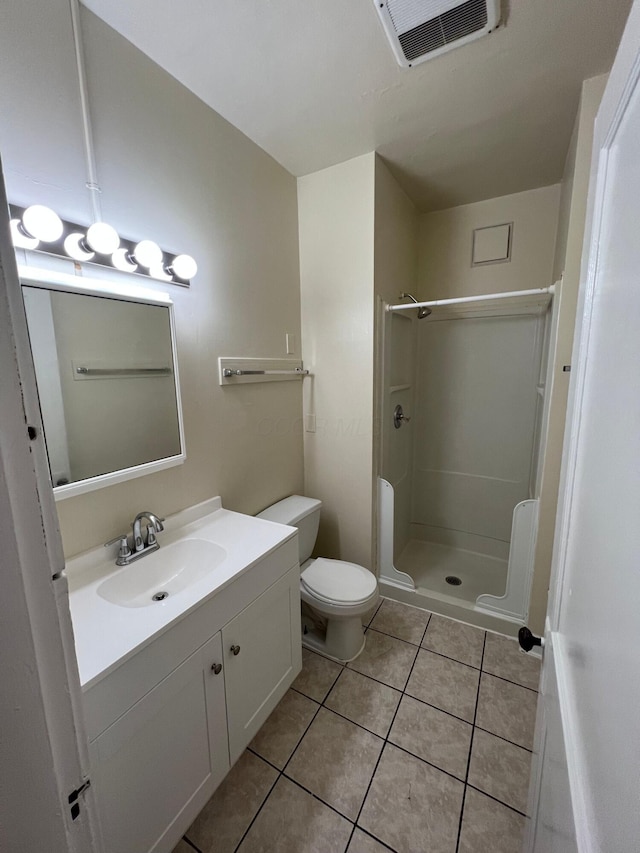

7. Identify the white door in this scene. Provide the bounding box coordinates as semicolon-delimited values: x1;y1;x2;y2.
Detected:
0;159;101;851
527;4;640;851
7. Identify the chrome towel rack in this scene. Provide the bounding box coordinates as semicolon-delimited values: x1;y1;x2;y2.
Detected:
219;357;311;385
222;367;309;378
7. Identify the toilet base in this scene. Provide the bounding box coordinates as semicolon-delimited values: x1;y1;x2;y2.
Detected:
301;614;367;663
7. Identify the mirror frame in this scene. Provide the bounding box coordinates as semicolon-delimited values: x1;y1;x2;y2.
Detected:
19;265;186;501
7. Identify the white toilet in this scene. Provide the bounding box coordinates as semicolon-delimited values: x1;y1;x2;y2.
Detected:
257;495;379;662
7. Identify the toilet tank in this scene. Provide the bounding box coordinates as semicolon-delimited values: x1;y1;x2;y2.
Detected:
257;495;322;565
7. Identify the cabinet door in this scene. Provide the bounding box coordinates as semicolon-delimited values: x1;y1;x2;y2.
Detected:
90;632;229;853
223;565;302;764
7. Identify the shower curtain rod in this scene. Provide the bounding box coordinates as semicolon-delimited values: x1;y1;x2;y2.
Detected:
387;285;555;313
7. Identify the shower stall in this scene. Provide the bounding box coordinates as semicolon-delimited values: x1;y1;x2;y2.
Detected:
376;286;558;632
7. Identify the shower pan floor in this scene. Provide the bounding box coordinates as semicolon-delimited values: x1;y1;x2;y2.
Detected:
395;539;508;603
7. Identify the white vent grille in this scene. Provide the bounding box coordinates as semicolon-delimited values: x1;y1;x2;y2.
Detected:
374;0;500;67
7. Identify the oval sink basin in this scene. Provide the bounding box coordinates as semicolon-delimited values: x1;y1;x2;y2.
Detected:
97;538;228;608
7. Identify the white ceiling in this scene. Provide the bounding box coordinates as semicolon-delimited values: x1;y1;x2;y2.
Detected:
81;0;631;211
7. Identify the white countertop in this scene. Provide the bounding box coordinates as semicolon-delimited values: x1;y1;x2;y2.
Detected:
66;497;296;689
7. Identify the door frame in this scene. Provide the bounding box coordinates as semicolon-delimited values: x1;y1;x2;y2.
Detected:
525;4;640;849
0;161;101;852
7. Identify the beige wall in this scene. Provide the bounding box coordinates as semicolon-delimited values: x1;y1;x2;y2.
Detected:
298;154;376;569
529;74;607;633
0;1;303;556
418;185;561;300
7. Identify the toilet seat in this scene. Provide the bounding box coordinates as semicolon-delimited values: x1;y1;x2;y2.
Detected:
301;558;378;607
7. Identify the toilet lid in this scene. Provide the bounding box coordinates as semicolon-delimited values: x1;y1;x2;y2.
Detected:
301;558;378;606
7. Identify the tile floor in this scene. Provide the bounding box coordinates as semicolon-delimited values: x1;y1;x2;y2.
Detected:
174;598;540;853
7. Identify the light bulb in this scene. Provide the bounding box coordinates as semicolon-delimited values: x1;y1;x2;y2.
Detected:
64;232;95;261
86;222;120;254
10;219;39;250
149;263;172;282
22;205;63;242
112;248;138;273
134;239;163;269
170;254;197;280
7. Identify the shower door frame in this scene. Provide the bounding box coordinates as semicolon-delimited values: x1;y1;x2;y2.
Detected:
375;291;555;631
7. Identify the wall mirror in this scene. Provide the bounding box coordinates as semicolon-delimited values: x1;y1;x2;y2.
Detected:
20;267;185;500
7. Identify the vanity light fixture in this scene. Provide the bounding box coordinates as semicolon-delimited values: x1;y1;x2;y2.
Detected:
10;218;39;250
64;232;95;261
11;2;197;287
149;263;173;282
22;205;64;242
112;248;138;273
168;254;198;281
134;239;163;269
9;204;197;286
86;221;120;255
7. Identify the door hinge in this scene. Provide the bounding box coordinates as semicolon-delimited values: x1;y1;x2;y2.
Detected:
68;778;91;821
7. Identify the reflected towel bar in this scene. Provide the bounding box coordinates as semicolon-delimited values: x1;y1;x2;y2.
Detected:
75;366;172;376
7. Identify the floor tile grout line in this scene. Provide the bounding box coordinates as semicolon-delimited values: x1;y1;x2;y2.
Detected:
345;616;429;853
465;783;528;818
231;692;327;853
291;648;533;752
473;724;533;753
281;688;327;776
354;826;399;853
182;834;204;853
455;629;487;853
384;738;469;785
246;745;284;774
288;691;471;788
246;605;532;852
319;698;391;742
481;668;540;693
231;769;281;853
366;618;432;648
367;624;537;689
315;657;383;853
322;613;490;733
349;657;531;731
196;603;533;853
281;772;359;825
367;622;540;693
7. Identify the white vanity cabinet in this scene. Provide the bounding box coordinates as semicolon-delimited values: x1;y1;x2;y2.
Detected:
223;567;301;763
81;534;301;853
89;632;228;853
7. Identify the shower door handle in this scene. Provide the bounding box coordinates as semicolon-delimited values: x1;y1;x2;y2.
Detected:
393;405;411;429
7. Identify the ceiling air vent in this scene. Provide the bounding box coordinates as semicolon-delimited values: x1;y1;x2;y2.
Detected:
374;0;501;67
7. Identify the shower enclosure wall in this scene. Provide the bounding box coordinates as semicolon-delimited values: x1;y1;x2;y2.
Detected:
377;288;557;633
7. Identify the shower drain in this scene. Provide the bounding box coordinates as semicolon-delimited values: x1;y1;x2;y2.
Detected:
152;591;169;601
445;576;462;587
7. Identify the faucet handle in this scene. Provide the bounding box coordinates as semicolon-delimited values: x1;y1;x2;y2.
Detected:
104;534;132;564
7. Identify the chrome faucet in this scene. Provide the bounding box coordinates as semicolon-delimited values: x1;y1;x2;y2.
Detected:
105;510;165;566
133;511;165;552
